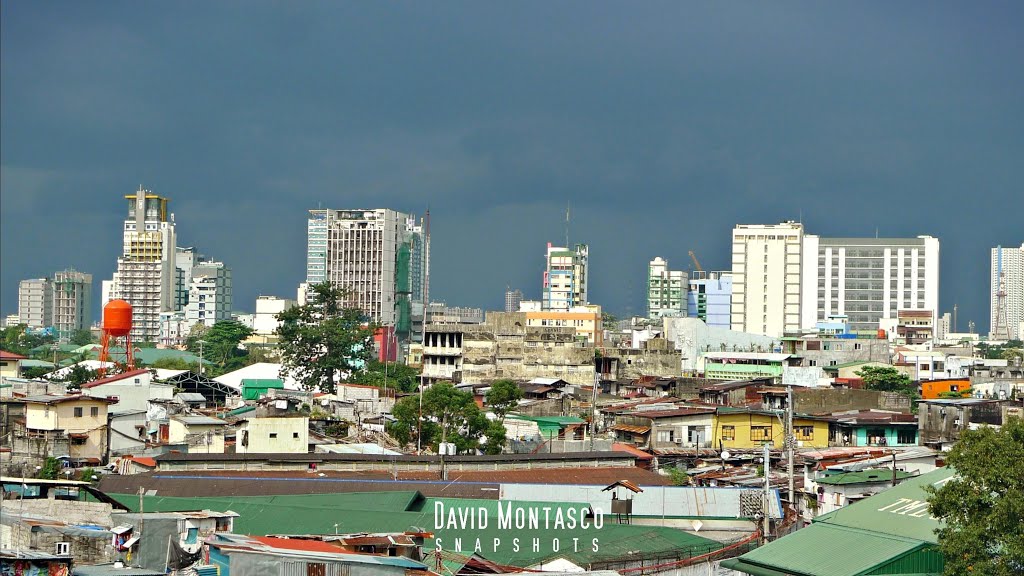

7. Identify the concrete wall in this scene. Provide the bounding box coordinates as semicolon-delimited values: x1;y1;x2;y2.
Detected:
794;388;911;413
236;417;309;454
84;379;175;412
159;454;634;473
663;318;777;373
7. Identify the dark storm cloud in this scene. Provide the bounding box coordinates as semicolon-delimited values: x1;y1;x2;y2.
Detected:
2;1;1022;330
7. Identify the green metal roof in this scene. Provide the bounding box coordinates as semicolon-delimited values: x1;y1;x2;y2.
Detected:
225;405;256;417
509;415;586;425
241;379;285;387
724;468;954;576
816;469;915;486
111;490;721;568
723;523;926;576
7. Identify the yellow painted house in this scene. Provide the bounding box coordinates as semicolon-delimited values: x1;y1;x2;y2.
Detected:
712;408;830;449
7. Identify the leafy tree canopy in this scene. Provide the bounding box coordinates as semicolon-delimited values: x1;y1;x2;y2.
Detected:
351;361;419;393
275;282;376;394
485;379;523;421
856;365;916;396
927;417;1024;576
389;382;504;454
186;320;253;370
1;324;55;356
70;329;95;346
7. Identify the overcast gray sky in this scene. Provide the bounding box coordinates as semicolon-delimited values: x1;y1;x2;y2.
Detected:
2;1;1022;331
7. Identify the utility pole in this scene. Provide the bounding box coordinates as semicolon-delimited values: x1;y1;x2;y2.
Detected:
762;442;771;543
892;452;898;487
138;486;145;564
787;386;794;507
589;368;599;451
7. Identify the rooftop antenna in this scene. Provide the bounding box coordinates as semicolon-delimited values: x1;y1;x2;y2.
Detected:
565;200;571;248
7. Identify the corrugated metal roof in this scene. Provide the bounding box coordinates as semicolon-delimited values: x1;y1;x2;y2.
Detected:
171;415;227;426
725;523;925;576
816;469;915;486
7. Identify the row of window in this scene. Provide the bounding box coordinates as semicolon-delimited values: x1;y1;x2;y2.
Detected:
73;406;100;417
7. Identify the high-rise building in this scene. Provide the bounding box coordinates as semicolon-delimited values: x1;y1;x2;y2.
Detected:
542;243;589;312
688;271;733;329
4;314;21;328
305;209;428;337
990;243;1024;341
104;188;177;342
730;222;805;336
184;261;233;328
647;257;686;318
801;236;940;333
505;288;523;313
52;269;92;340
18;278;53;329
174;246;201;311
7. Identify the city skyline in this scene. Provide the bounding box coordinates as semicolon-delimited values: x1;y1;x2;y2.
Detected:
3;2;1023;330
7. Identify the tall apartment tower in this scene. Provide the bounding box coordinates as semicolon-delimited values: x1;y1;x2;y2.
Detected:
801;236;940;333
688;271;733;329
18;278;53;329
730;222;804;337
505;288;523;313
184;260;232;328
305;209;427;336
990;243;1024;341
103;188;177;342
52;269;93;339
647;257;686;318
542;243;589;312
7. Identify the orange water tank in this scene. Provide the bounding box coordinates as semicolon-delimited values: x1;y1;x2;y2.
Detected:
877;329;887;339
103;300;133;336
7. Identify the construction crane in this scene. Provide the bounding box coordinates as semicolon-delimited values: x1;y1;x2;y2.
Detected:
688;250;703;272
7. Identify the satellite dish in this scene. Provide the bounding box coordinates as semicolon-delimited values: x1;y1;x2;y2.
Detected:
721;451;731;460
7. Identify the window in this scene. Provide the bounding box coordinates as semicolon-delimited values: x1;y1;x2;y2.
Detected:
750;426;772;442
74;407;83;417
269;433;278;439
90;407;99;417
866;429;888;446
307;563;326;576
721;426;735;440
293;432;299;439
808;360;817;367
794;426;814;441
71;436;87;446
897;429;917;445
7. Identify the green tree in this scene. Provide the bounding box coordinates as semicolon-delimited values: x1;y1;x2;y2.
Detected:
38;457;61;479
276;282;376;394
666;466;689;486
856;366;916;396
483;420;508;455
187;320;253;369
149;357;199;371
352;361;420;393
926;417;1024;575
69;329;95;346
1;324;54;356
53;364;101;389
485;379;523;421
77;467;98;483
389;382;492;453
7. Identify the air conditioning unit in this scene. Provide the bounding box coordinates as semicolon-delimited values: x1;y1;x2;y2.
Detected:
673;438;684;444
55;542;71;556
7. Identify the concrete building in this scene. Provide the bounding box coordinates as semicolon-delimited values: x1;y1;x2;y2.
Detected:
158;311;190;347
235;416;310;454
525;305;603;345
505;288;523;313
17;278;52;330
168;415;227;454
104;188;177;342
730;222;805;337
51;269;92;340
421;312;597;386
801;235;941;333
184;260;232;327
542;242;589;312
305;208;427;339
687;271;731;328
4;314;20;327
252;295;296;335
19;395;115;463
647;257;685;318
174;246;200;311
990;243;1023;340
